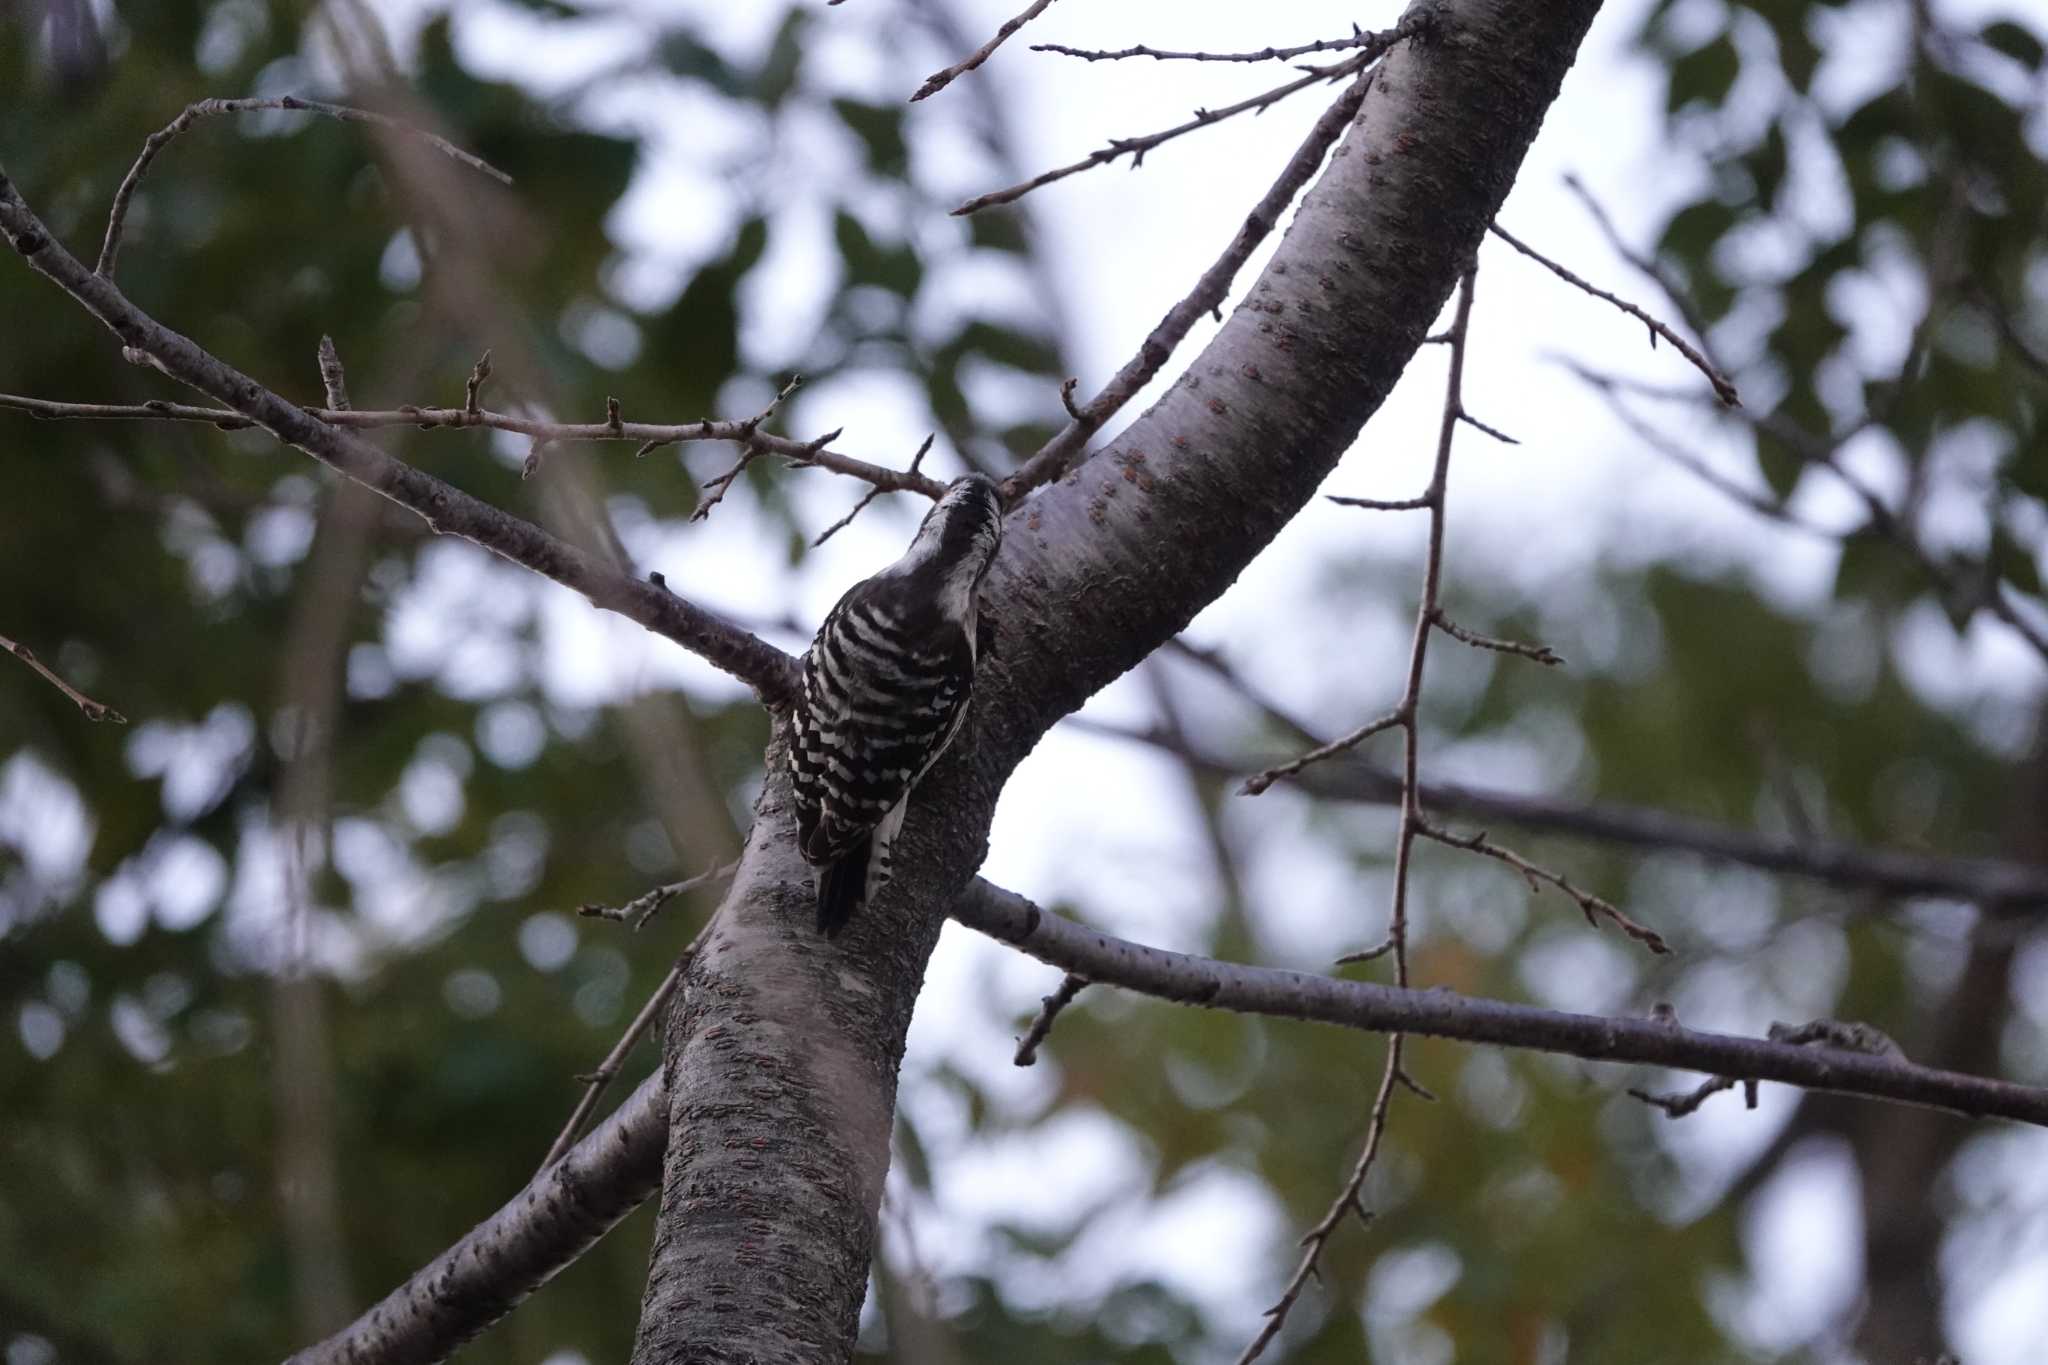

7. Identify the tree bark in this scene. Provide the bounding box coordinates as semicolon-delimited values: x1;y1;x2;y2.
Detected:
626;1;1608;1359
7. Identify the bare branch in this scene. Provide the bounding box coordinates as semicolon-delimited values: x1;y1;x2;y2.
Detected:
0;172;801;705
576;860;736;931
1574;364;2048;662
1561;172;1719;351
1489;221;1739;406
315;335;351;411
1631;1073;1750;1117
950;880;2048;1124
0;632;125;722
1096;717;2048;912
814;434;934;546
286;1073;666;1365
1013;973;1088;1066
912;0;1060;102
1417;818;1671;954
1004;18;1427;496
1035;27;1393;65
463;348;492;416
956;19;1426;219
1327;492;1432;512
1235;1042;1401;1365
0;392;938;503
1457;409;1519;445
1430;609;1563;666
1239;710;1403;796
538;899;725;1172
99;95;511;280
1569;366;1833;533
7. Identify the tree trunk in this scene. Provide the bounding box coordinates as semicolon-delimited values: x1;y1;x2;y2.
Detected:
627;1;1608;1358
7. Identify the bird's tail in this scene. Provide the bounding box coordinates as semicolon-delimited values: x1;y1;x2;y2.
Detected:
816;835;870;937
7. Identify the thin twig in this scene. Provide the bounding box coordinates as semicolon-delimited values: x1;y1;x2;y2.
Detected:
1561;172;1719;351
957;32;1413;217
1013;973;1088;1065
539;907;725;1171
1238;267;1484;1363
1489;222;1739;406
0;393;938;502
1567;366;1833;534
1004;16;1426;496
1631;1020;1899;1118
1035;28;1391;65
316;336;351;411
1086;714;2048;912
0;632;125;722
1326;493;1432;512
1234;1042;1401;1365
577;860;736;931
1239;710;1402;796
814;435;934;546
912;0;1060;102
1630;1073;1749;1117
99;95;511;279
1457;410;1519;445
1417;818;1671;954
463;349;492;416
1430;609;1563;666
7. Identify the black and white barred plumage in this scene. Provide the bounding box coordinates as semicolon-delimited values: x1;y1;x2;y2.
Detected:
790;473;1004;935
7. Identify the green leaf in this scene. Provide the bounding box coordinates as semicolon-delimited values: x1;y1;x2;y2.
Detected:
754;9;810;106
1981;19;2046;70
1990;525;2045;600
831;98;908;178
969;208;1030;254
832;210;921;296
658;34;746;95
1666;33;1740;113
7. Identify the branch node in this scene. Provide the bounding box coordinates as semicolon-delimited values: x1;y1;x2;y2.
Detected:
317;335;352;411
464;349;493;417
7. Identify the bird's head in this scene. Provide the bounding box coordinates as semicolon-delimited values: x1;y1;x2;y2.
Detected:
902;473;1004;592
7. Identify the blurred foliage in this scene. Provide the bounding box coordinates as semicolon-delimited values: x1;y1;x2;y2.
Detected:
0;0;1065;1359
2;1;2045;1364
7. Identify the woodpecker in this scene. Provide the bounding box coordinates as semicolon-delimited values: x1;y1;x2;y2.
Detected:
789;473;1005;935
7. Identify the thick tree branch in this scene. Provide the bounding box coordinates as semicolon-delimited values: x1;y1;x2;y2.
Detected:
285;1071;667;1365
284;5;1620;1360
289;853;2048;1365
0;171;800;706
1003;26;1408;496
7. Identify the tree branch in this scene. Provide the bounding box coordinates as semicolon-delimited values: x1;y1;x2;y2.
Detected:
1003;17;1423;496
0;171;801;706
955;18;1425;219
911;0;1060;102
0;393;944;503
950;882;2048;1124
285;1071;668;1365
1035;28;1396;65
99;95;512;281
1488;221;1738;405
1086;719;2048;911
0;631;125;722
